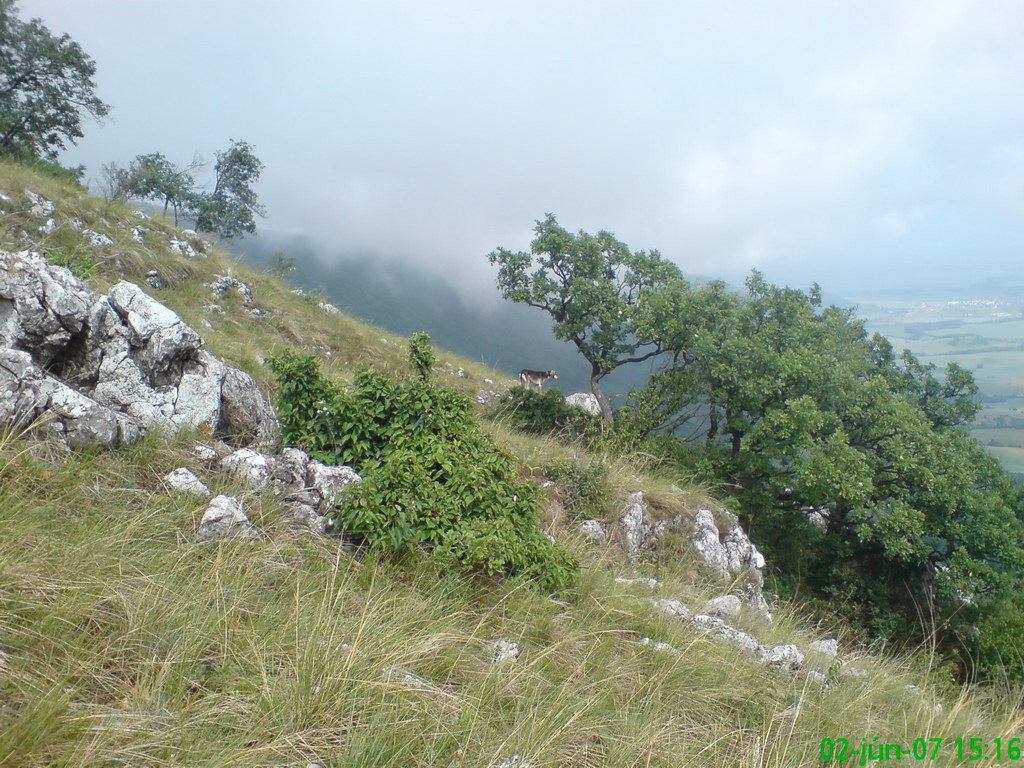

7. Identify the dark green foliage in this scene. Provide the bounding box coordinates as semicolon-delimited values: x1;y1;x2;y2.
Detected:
192;139;265;239
407;331;435;381
47;246;95;278
0;1;110;160
631;269;1024;679
492;387;597;437
542;458;608;519
269;341;578;592
106;152;200;225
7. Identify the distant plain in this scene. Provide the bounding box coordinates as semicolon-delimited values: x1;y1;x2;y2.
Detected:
856;296;1024;476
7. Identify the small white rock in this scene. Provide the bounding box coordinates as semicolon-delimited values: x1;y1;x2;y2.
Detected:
496;756;538;768
83;229;114;248
616;576;660;588
653;598;692;620
806;670;828;687
163;467;210;497
578;518;607;545
222;448;273;489
26;190;55;218
192;444;219;463
703;595;742;619
169;238;199;258
490;639;519;663
197;495;256;542
762;644;804;670
639;637;678;654
307;461;362;506
808;638;839;658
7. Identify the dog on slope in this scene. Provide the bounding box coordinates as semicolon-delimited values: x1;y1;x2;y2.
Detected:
519;369;559;391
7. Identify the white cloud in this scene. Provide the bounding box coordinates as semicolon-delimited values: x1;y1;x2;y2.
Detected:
22;0;1024;295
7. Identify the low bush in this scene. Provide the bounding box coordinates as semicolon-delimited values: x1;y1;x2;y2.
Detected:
491;386;598;438
542;457;608;520
269;335;578;592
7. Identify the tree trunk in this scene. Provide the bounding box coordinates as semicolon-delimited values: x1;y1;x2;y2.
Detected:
730;429;742;455
590;364;613;422
706;407;719;445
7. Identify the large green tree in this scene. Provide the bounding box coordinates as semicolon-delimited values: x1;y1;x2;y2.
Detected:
488;214;683;420
192;139;266;239
634;272;1024;677
0;0;109;159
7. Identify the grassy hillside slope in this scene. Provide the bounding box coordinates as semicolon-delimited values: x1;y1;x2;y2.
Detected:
1;161;1022;767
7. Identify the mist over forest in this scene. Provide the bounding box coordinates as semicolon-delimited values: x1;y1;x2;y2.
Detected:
235;230;659;398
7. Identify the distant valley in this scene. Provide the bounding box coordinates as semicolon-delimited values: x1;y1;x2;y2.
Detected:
853;294;1024;475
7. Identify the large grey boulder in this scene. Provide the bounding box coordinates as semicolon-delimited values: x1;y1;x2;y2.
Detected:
220;366;280;449
163;467;210;497
0;250;280;448
0;249;93;365
0;347;141;447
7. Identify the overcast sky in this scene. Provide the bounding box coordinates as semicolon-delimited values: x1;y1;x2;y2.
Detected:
24;0;1024;297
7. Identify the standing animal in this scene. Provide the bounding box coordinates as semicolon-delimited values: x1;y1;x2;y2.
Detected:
519;369;559;391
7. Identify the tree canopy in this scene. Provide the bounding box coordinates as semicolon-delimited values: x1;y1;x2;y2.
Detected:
0;0;109;160
108;140;266;239
626;271;1024;677
105;152;201;225
488;214;683;419
192;139;266;239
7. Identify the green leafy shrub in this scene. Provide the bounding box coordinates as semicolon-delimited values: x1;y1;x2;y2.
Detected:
492;387;598;437
542;458;608;519
269;340;578;592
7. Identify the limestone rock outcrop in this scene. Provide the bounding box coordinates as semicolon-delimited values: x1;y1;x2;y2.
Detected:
215;443;363;533
0;250;280;448
579;489;771;618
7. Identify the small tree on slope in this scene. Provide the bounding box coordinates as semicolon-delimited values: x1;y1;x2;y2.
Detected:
488;214;684;420
192;139;266;239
